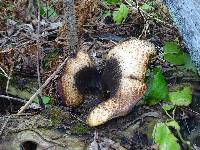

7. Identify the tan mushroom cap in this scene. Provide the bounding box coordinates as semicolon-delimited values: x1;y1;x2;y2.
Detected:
87;78;147;127
87;39;155;127
107;39;155;80
61;51;94;107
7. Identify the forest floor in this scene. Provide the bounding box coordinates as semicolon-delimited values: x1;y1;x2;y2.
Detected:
0;0;200;150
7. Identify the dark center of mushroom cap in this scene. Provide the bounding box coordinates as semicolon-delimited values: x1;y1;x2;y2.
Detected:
74;58;122;100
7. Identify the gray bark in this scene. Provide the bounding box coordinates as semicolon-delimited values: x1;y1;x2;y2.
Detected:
164;0;200;73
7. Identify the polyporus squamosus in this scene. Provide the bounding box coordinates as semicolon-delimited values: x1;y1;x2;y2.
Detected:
60;39;155;127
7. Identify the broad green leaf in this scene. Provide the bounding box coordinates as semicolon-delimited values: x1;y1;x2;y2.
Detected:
164;53;187;65
40;6;46;17
145;68;169;105
113;3;129;25
163;42;187;65
166;120;180;131
153;123;181;150
163;42;181;53
169;86;192;106
162;103;174;111
163;41;197;72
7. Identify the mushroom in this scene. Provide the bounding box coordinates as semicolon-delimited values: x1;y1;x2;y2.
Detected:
60;39;155;126
87;39;155;126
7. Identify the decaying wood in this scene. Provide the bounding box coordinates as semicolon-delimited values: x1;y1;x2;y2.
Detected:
164;0;200;73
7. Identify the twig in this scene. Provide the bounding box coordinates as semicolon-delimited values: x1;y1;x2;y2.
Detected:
36;0;42;90
17;56;69;114
0;66;9;78
0;95;27;103
5;72;11;94
0;95;41;110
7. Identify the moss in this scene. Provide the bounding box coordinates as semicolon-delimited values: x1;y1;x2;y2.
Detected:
42;107;71;126
71;122;89;135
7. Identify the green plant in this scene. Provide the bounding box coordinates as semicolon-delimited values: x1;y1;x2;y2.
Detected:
103;0;129;24
153;122;181;150
169;86;192;106
144;68;169;105
105;0;121;4
37;0;58;18
145;68;193;149
113;3;129;24
40;5;58;18
34;96;52;105
163;42;197;72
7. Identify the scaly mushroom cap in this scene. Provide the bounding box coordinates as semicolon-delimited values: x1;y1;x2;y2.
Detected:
61;51;94;107
87;39;155;126
87;78;147;127
107;39;155;80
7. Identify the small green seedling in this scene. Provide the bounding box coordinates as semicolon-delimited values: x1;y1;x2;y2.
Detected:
113;3;129;24
34;96;51;105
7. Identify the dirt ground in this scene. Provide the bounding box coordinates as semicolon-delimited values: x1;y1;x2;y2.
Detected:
0;0;200;150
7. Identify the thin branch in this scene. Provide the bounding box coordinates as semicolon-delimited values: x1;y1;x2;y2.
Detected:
17;56;69;114
36;0;42;90
0;66;9;78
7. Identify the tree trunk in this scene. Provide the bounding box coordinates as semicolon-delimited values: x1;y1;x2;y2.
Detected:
164;0;200;73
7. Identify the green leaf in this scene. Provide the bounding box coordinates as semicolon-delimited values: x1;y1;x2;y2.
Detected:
166;120;180;131
163;42;181;54
42;96;51;105
153;123;181;150
47;6;58;17
105;0;121;4
141;3;154;12
169;86;192;106
40;6;46;17
163;42;197;72
163;42;187;65
40;5;58;18
34;96;51;105
183;54;197;72
164;53;187;65
113;3;129;25
103;11;112;17
162;103;174;111
145;68;169;105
